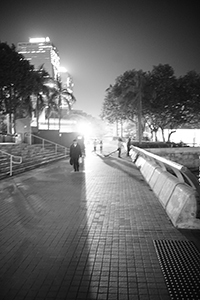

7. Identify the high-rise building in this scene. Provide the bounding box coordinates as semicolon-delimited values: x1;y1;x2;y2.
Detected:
17;37;60;80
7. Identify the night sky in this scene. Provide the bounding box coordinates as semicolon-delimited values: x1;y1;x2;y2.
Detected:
0;0;200;117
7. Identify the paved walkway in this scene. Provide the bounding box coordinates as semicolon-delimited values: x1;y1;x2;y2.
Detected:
0;144;200;300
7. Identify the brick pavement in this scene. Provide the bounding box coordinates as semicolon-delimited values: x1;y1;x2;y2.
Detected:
0;146;200;300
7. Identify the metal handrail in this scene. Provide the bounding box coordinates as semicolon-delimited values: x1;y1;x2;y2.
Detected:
130;145;200;196
0;149;22;176
25;133;69;156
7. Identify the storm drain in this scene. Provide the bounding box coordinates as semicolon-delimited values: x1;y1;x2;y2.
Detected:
153;240;200;300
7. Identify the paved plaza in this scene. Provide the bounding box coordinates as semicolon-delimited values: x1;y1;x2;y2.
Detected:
0;143;200;300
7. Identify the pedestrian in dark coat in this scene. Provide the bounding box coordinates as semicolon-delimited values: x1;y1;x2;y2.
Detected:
99;140;103;153
127;137;131;156
70;139;82;172
117;138;123;158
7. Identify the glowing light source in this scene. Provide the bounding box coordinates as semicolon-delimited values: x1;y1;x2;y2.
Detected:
29;37;50;43
58;66;67;73
76;122;93;138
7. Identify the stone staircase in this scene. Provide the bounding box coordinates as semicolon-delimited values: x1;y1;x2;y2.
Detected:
0;143;69;180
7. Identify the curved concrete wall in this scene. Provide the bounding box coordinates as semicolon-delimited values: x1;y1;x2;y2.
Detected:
166;183;199;228
130;149;200;229
148;147;200;170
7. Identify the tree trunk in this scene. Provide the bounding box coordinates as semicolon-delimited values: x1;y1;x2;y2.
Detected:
13;109;17;134
138;89;142;144
116;120;119;136
58;107;61;131
36;95;39;130
48;111;50;130
120;119;123;137
8;112;12;134
58;95;61;131
8;86;13;134
154;131;158;142
167;130;176;142
161;128;165;142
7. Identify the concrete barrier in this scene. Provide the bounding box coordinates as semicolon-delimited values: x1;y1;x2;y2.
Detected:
166;183;200;228
133;153;200;229
140;160;158;183
148;147;200;171
135;156;146;169
150;168;168;197
158;174;180;208
129;149;138;162
149;167;164;190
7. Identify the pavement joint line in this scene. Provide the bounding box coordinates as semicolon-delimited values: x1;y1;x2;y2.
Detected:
0;147;200;300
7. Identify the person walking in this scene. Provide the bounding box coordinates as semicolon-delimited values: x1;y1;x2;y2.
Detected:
93;139;97;152
127;137;131;156
99;140;103;153
117;138;123;158
70;139;82;172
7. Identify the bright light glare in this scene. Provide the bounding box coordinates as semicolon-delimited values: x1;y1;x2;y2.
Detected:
29;37;50;43
58;66;67;73
77;122;93;137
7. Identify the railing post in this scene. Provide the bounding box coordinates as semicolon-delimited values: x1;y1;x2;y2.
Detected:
29;133;68;158
10;156;13;176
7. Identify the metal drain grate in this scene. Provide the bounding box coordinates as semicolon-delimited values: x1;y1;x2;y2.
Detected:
153;240;200;300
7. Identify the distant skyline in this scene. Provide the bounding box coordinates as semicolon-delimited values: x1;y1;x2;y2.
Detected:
0;0;200;118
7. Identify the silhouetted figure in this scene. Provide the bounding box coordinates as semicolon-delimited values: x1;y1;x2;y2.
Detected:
117;138;123;158
93;139;97;152
70;139;82;172
99;140;103;153
127;137;131;156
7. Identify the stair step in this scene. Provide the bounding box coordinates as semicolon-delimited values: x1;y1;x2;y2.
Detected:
0;143;69;180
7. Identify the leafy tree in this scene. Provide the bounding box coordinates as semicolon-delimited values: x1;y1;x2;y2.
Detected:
0;42;79;133
0;42;36;132
0;114;7;134
143;64;178;141
0;42;50;132
101;85;122;122
102;63;200;142
112;70;145;123
30;67;51;129
43;79;76;130
102;70;146;139
101;85;125;136
175;71;200;127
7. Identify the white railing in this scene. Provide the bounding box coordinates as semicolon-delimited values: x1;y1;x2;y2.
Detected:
130;145;200;197
25;133;69;156
0;149;22;176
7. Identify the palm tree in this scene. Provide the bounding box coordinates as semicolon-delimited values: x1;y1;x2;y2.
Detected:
31;66;50;129
45;88;59;129
45;79;76;130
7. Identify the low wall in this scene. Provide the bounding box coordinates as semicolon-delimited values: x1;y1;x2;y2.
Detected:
131;150;200;229
0;134;15;143
31;130;85;150
148;147;200;171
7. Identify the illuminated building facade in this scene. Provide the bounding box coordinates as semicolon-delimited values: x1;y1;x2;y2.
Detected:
17;37;60;80
17;37;77;131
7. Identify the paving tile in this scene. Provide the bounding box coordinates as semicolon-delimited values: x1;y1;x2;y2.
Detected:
0;147;200;299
